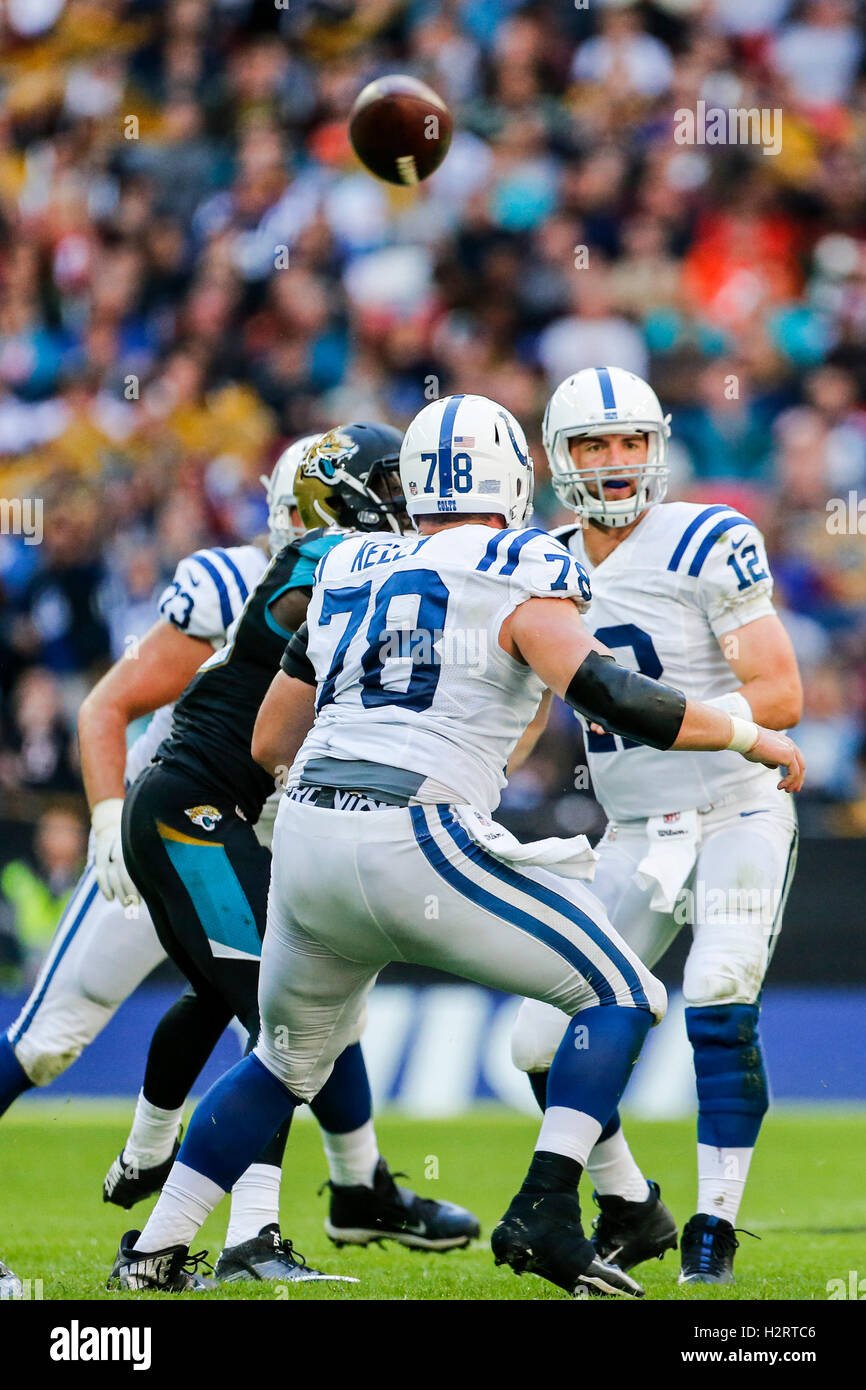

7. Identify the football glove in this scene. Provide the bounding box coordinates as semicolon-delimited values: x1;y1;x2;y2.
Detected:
92;798;140;906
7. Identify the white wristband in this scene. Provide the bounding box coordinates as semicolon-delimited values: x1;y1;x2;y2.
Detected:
91;797;125;834
726;716;760;754
706;691;753;721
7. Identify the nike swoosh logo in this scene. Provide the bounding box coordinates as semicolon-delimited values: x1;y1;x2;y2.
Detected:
402;1219;431;1235
731;534;747;551
739;810;768;817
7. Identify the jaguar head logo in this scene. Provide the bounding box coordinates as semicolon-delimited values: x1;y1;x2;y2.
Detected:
301;429;358;481
184;805;223;832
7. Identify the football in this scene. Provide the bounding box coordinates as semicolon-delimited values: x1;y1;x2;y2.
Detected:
348;74;453;186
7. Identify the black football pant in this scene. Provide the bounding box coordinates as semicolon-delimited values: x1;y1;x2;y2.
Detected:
122;761;289;1169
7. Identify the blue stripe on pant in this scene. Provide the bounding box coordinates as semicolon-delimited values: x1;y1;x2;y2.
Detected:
436;808;649;1009
8;869;100;1045
410;805;645;1009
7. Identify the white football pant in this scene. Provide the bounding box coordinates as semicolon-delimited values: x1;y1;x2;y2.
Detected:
6;861;166;1085
512;784;798;1073
255;797;666;1101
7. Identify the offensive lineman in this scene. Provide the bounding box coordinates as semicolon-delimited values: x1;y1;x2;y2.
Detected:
109;423;479;1282
511;367;802;1284
0;439;473;1270
107;393;804;1299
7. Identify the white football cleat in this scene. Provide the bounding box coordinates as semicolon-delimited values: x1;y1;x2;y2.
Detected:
0;1258;23;1300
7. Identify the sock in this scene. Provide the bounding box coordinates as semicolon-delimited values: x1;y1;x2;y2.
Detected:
254;1111;293;1170
225;1164;282;1247
536;1105;602;1166
685;1001;767;1225
527;1070;548;1112
137;1161;226;1253
136;1054;299;1253
520;1149;583;1195
696;1143;754;1225
0;1035;33;1116
321;1119;379;1188
547;1005;652;1120
143;990;230;1111
309;1043;372;1134
124;1091;184;1168
598;1110;621;1141
179;1052;299;1193
686;1003;769;1150
586;1119;649;1202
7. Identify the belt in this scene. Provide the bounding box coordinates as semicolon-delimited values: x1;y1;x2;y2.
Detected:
287;785;409;811
614;785;758;827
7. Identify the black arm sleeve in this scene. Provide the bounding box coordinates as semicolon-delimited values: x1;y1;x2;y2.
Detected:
280;622;316;686
565;651;687;751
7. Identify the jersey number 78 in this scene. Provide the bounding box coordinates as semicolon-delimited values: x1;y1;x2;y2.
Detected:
316;569;450;714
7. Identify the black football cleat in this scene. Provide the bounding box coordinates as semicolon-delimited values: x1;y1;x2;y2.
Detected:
491;1191;645;1299
215;1224;358;1284
0;1258;23;1300
107;1229;216;1291
103;1136;182;1210
678;1214;743;1284
592;1180;678;1271
324;1157;481;1252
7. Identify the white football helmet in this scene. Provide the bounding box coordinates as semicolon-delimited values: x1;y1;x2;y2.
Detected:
400;394;534;527
543;367;671;528
260;434;321;553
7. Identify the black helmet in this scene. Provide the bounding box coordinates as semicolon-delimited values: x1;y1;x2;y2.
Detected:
294;422;406;534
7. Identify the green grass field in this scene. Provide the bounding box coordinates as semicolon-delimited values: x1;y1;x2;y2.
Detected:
1;1102;863;1301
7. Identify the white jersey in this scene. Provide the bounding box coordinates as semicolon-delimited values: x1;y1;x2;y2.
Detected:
123;544;269;785
558;501;779;821
292;525;592;813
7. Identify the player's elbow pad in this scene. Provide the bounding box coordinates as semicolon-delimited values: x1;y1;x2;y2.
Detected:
280;623;316;686
565;651;686;751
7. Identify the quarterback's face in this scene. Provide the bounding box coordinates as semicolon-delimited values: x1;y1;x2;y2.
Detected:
567;432;648;498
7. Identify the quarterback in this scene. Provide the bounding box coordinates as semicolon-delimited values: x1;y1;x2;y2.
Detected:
107;393;803;1299
512;367;803;1283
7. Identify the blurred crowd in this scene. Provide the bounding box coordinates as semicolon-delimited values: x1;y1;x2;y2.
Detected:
1;0;865;974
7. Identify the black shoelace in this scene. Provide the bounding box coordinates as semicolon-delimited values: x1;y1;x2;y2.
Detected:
180;1248;213;1279
276;1237;309;1270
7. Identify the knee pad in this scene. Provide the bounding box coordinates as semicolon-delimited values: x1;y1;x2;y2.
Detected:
510;998;570;1073
13;995;114;1086
683;910;771;1007
685;1003;769;1146
683;945;766;1008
